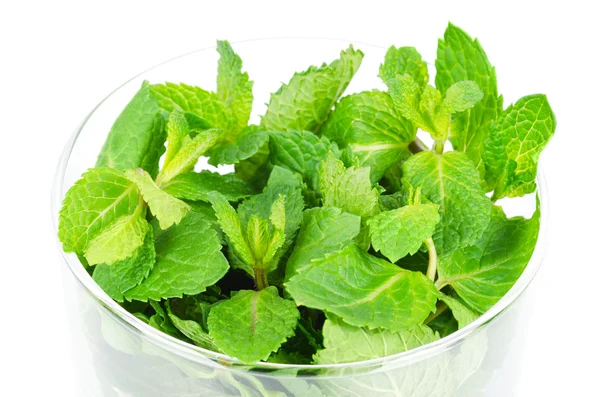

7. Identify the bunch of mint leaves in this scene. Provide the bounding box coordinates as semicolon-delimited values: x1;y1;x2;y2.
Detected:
58;23;555;365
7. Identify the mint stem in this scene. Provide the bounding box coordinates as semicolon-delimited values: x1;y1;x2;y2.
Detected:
254;268;269;290
424;301;448;325
409;137;429;153
433;140;444;154
425;237;437;281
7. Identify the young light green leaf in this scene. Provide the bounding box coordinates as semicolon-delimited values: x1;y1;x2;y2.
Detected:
436;22;502;180
439;293;478;329
320;91;417;182
368;202;440;263
261;46;364;132
150;82;233;131
268;130;339;191
285;207;361;280
315;316;439;364
165;301;220;352
84;211;149;266
483;95;556;200
286;244;438;330
244;200;286;275
386;74;426;130
58;168;140;253
208;191;254;274
92;228;155;302
262;196;287;268
156;128;221;185
207;125;268;166
125;211;229;301
163;110;190;168
207;287;300;363
319;153;380;219
96;81;166;178
441;81;484;114
402;151;491;253
125;169;191;230
379;46;429;89
216;40;253;132
161;170;255;202
436;204;540;313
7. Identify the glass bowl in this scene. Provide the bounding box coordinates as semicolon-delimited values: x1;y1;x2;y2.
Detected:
52;38;547;397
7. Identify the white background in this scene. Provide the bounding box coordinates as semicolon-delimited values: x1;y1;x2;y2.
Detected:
2;0;599;395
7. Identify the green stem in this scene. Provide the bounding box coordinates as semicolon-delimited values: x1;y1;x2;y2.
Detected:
424;301;448;325
433;140;445;154
435;280;448;290
254;267;269;291
409;137;429;153
425;237;437;281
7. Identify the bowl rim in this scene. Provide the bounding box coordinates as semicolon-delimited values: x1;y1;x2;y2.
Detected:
51;37;549;373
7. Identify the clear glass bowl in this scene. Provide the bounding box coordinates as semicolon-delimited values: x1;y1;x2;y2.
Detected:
51;38;547;397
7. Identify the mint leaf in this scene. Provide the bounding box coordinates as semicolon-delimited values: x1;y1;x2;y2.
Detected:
207;287;300;363
379;46;429;89
58;168;140;253
402;151;491;253
286;244;438;330
285;207;361;280
245;196;287;274
207;125;268;166
150;83;233;131
442;81;484;113
216;40;253;132
125;212;229;301
437;204;540;313
161;171;255;202
319;152;380;219
163;110;190;169
84;211;149;266
268;130;339;191
261;46;363;132
96;81;166;178
436;23;502;180
315;316;439;364
483;95;556;200
439;293;478;328
165;301;220;352
156;128;221;185
320;91;416;182
92;228;155;302
125;169;191;230
368;202;440;263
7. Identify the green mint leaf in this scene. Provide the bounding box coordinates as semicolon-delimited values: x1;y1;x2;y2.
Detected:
207;125;268;166
84;211;149;266
437;204;540;313
368;202;440;263
125;169;191;230
435;23;502;181
207;287;300;363
427;309;459;338
163;110;190;168
262;196;287;268
320;91;417;182
58;168;140;253
378;191;404;211
92;228;155;302
286;244;438;330
208;191;255;274
402;151;491;253
165;301;220;352
161;171;255;202
315;316;439;364
150;83;233;131
483;95;556;200
441;81;484;114
439;293;478;329
96;81;166;178
261;46;363;132
385;75;427;131
244;197;287;274
379;46;429;89
156;128;221;185
238;166;304;248
268;130;339;191
125;212;229;301
285;207;361;280
319;152;380;219
216;40;254;132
